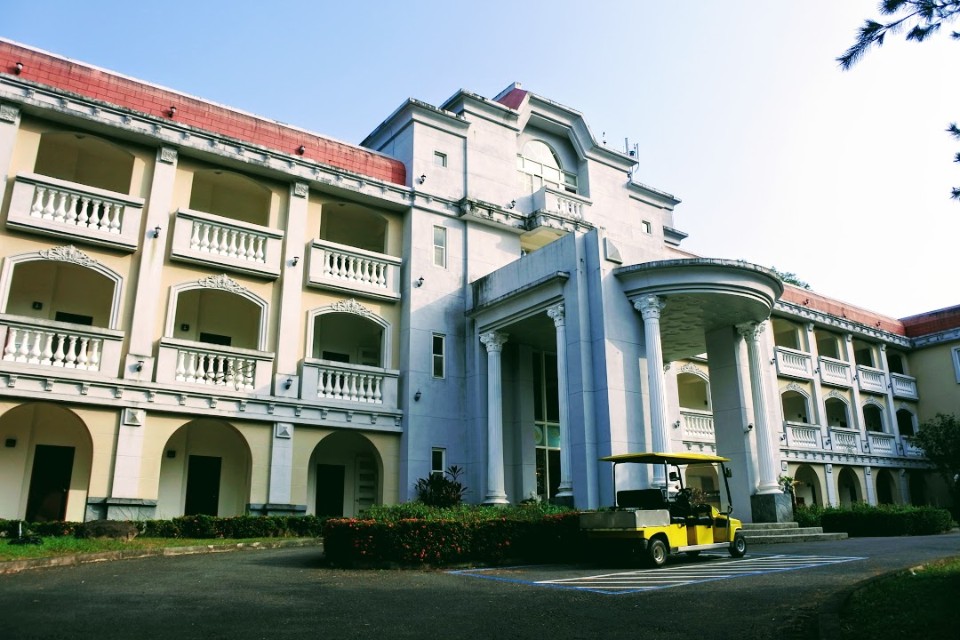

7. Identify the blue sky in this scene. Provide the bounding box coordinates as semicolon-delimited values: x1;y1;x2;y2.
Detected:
5;1;958;318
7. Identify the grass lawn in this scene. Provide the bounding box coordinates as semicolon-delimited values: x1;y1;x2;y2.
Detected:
0;536;312;562
838;556;960;638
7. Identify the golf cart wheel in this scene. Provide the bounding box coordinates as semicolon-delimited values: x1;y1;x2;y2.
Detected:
647;538;668;568
729;532;747;558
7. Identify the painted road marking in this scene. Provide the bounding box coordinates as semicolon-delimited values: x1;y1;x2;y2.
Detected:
450;554;865;595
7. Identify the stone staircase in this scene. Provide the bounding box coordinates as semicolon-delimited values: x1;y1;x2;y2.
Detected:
741;521;847;544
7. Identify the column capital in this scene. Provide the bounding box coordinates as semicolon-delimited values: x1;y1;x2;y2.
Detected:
293;182;309;198
158;146;178;164
736;321;766;342
0;103;21;123
546;303;565;327
634;295;665;320
479;331;509;353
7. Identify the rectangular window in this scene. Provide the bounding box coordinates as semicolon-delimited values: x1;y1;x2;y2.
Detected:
431;448;445;477
434;151;447;167
641;220;652;234
432;334;445;378
953;347;960;383
433;226;447;268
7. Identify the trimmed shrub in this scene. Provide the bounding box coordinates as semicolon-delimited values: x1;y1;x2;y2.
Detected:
794;504;824;528
820;504;953;537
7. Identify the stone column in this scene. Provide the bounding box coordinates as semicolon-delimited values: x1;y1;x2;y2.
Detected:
547;304;573;503
844;335;866;432
825;464;838;506
272;182;309;397
864;466;877;505
480;331;509;505
124;146;179;378
0;104;21;207
878;344;901;439
268;423;294;507
635;295;669;487
737;322;781;494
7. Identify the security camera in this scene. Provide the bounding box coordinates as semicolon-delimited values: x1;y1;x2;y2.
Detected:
745;424;754;432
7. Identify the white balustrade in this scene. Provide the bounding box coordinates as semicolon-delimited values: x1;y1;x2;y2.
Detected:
316;366;384;404
774;347;813;379
318;248;388;290
173;348;256;391
190;220;267;264
680;410;715;441
529;186;592;231
818;356;852;387
857;365;887;394
867;432;896;455
7;173;144;251
830;428;861;453
787;424;820;449
890;373;919;400
171;208;283;279
2;324;102;371
901;436;924;457
308;240;401;301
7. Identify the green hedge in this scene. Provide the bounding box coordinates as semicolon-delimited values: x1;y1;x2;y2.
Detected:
323;510;584;567
0;515;327;540
796;504;953;537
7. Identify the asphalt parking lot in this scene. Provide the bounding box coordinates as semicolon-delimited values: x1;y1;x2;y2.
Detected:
1;534;958;640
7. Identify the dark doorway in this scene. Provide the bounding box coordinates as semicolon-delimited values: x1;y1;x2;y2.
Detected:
26;445;75;522
315;464;345;517
184;455;221;516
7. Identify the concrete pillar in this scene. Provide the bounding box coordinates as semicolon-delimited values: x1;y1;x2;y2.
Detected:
272;182;309;397
547;304;574;502
634;295;668;486
480;331;509;504
111;409;146;498
268;423;294;505
124;146;179;378
737;322;781;494
843;335;866;432
825;464;838;506
0;103;21;207
804;323;827;433
878;345;901;439
864;466;877;505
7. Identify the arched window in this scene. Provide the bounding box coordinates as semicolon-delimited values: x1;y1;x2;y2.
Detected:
862;404;884;432
781;389;810;423
824;397;850;429
896;408;916;436
517;141;577;194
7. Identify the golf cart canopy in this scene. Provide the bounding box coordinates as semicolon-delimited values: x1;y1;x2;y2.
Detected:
601;452;730;466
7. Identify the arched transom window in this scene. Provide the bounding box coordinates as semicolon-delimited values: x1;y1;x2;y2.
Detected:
517;141;577;194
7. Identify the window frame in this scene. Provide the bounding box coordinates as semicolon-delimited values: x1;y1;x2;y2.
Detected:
432;225;447;268
432;333;445;379
953;346;960;383
431;447;446;478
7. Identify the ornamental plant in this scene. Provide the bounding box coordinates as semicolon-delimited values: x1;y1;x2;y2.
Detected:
414;465;467;508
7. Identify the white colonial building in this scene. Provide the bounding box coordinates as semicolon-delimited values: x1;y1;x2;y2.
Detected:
0;39;953;524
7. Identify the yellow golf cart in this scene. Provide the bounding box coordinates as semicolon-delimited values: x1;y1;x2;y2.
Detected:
580;452;746;567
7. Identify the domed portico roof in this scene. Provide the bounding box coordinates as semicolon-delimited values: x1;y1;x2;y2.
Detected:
614;258;784;361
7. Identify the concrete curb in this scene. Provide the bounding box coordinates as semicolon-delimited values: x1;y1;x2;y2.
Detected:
0;538;323;575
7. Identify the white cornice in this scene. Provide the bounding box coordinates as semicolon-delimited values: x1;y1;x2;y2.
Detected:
775;300;911;347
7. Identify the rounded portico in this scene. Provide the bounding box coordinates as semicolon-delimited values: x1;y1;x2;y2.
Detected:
614;258;788;522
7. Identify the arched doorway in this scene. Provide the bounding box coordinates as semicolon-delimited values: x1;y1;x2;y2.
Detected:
908;471;928;506
0;403;93;522
156;419;252;518
875;469;897;505
794;465;822;507
308;431;382;517
837;467;862;506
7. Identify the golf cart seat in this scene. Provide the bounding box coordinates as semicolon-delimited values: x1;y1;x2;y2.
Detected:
617;489;667;510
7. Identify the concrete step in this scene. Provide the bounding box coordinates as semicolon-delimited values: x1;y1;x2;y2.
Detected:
743;526;829;537
741;522;799;530
744;531;848;544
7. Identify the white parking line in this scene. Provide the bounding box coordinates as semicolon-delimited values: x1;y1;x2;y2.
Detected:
536;554;864;594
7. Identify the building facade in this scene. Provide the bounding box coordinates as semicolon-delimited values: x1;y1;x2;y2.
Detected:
0;39;954;524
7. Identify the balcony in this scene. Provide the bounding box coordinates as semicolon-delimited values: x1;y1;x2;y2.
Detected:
155;337;274;394
307;240;401;302
829;428;862;454
856;365;887;394
6;173;144;252
0;314;124;377
818;356;852;387
774;346;813;380
300;359;399;409
901;436;924;457
527;186;593;234
866;432;897;456
170;208;284;279
890;373;919;400
680;409;715;442
785;423;822;449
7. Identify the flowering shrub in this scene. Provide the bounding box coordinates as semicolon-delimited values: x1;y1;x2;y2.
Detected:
0;515;327;540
